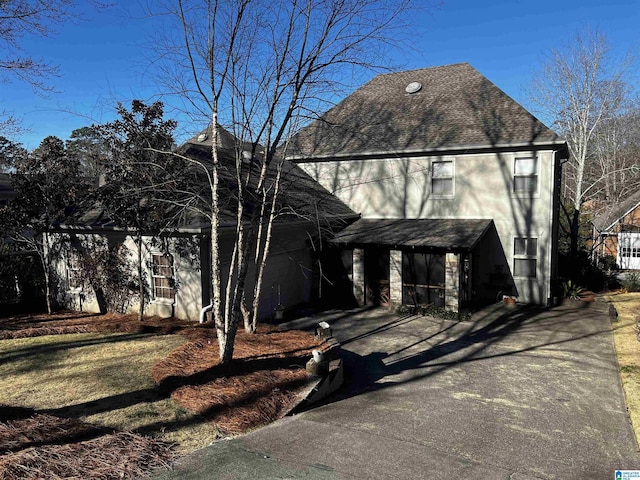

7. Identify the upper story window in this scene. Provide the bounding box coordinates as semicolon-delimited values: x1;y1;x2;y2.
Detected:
513;237;537;278
431;159;454;197
152;253;175;301
513;157;538;194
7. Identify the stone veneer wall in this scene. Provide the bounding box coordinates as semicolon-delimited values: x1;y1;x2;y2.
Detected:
389;250;402;305
353;248;365;306
445;252;460;311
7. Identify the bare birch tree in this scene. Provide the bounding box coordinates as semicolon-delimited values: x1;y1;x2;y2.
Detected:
145;0;415;364
528;29;637;257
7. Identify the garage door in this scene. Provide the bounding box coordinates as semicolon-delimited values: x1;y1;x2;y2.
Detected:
618;232;640;270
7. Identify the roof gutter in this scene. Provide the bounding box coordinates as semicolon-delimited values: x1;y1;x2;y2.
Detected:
286;139;568;163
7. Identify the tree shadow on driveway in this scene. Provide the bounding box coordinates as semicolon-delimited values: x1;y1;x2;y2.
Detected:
312;301;611;405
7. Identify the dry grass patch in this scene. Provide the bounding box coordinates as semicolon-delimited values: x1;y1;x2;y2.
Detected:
606;291;640;446
0;311;211;340
0;331;221;454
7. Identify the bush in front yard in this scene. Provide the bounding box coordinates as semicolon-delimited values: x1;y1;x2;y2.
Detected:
622;272;640;292
396;304;472;321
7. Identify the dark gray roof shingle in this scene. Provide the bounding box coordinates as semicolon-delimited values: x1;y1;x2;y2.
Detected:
331;218;493;250
287;63;563;159
65;126;357;232
593;190;640;231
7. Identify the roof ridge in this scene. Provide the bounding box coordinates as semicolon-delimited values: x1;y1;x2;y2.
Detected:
374;62;473;78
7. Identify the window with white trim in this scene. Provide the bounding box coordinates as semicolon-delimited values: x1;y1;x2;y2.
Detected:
67;252;82;290
152;253;175;300
621;246;640;258
513;237;537;278
513;157;538;194
431;159;454;197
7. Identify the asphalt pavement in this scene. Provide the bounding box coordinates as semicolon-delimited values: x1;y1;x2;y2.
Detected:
149;301;640;479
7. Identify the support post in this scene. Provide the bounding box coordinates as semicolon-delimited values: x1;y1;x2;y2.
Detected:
445;252;460;312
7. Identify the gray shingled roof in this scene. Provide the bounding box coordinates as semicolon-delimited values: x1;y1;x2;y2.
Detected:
331;218;493;250
65;126;357;232
287;63;563;160
593;190;640;231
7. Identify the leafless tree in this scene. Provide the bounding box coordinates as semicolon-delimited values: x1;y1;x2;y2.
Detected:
145;0;417;364
0;0;107;133
528;28;638;256
589;104;640;209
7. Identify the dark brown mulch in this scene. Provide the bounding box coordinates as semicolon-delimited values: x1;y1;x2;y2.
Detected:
0;406;175;480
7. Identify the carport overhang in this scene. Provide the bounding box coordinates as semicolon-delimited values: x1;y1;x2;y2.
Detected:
330;218;495;311
330;218;494;252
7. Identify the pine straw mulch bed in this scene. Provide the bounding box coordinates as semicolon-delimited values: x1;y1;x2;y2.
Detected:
0;311;324;479
0;311;213;341
0;406;174;480
151;325;323;434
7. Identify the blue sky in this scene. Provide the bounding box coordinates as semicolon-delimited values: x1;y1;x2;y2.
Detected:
4;0;639;149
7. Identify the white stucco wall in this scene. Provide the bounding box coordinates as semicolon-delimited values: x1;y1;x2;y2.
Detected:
54;233;204;321
298;149;559;304
55;223;315;322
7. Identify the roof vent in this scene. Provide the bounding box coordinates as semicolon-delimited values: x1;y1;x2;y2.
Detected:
405;82;422;94
197;132;208;142
241;150;253;164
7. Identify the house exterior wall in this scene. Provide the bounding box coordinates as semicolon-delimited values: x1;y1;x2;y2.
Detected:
244;225;314;320
54;232;205;321
444;253;460;311
389;250;402;304
298;148;560;304
55;223;315;322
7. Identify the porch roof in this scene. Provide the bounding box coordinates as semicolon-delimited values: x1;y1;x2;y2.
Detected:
331;218;493;251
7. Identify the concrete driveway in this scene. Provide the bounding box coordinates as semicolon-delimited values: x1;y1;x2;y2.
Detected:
152;302;640;479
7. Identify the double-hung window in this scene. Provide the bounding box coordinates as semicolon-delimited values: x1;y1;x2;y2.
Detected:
513;157;538;194
152;254;175;300
431;159;454;197
513;238;537;278
67;252;82;291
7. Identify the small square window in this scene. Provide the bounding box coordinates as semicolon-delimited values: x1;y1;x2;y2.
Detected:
514;238;537;256
514;258;537;277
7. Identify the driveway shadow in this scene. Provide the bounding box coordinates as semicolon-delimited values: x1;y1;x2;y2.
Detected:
308;301;611;406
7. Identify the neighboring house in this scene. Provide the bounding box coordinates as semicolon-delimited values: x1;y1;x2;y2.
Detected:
286;63;569;310
592;190;640;270
54;126;357;321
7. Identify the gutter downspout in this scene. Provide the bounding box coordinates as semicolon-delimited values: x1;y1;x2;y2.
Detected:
199;303;213;324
